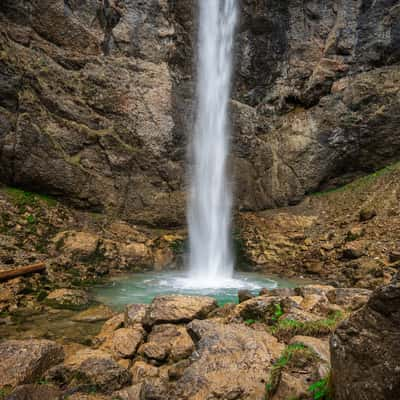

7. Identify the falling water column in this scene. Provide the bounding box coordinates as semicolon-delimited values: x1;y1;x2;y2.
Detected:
188;0;238;284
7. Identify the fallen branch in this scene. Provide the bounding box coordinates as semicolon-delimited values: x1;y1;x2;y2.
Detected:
0;262;46;281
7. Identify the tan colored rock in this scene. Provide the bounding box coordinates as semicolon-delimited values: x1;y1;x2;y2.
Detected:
65;394;110;400
64;348;113;369
143;295;217;327
271;372;310;400
113;384;142;400
0;340;64;389
230;295;281;322
153;248;174;270
342;241;367;260
296;284;336;297
290;336;330;364
54;231;99;257
166;320;284;399
130;361;159;384
300;294;329;313
46;288;90;308
72;305;114;323
120;243;150;261
138;324;194;363
96;313;125;343
7;384;62;400
101;325;145;359
52;348;131;393
326;288;372;310
125;304;148;326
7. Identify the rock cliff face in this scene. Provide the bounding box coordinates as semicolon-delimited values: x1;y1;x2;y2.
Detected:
331;273;400;400
0;0;399;225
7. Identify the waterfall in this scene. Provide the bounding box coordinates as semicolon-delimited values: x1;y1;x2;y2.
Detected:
188;0;238;285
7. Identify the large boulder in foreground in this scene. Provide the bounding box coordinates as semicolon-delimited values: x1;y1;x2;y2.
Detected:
168;320;284;399
143;295;217;327
331;274;400;400
0;340;64;389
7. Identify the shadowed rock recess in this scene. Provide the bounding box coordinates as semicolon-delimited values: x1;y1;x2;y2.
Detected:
0;1;399;225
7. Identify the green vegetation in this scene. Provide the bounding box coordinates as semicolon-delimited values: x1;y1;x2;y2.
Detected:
0;387;12;399
3;187;57;209
308;376;332;400
271;303;284;323
269;311;345;340
244;319;256;326
265;343;314;400
169;238;186;255
310;161;400;197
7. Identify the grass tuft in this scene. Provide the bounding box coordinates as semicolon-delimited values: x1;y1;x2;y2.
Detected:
269;311;345;341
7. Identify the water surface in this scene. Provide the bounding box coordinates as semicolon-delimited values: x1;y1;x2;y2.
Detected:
91;271;300;310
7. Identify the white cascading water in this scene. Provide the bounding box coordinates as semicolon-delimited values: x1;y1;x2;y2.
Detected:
188;0;238;286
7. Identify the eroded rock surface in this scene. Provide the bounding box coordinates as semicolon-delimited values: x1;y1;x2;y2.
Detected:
143;295;217;327
0;339;64;389
331;274;400;400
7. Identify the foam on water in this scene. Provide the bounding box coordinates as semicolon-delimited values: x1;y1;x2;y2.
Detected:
91;271;299;310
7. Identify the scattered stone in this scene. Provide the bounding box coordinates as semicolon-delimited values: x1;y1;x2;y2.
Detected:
72;305;114;323
389;250;400;263
113;384;142;400
331;274;400;400
326;288;372;310
75;357;132;393
46;288;90;309
130;360;159;384
238;289;254;303
143;295;217;327
95;313;125;344
359;208;377;222
0;340;64;389
124;304;148;326
6;384;61;400
296;285;335;297
342;242;366;260
101;325;145;359
138;324;194;363
230;295;281;322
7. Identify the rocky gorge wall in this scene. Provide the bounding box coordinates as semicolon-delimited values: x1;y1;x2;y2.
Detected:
0;0;400;227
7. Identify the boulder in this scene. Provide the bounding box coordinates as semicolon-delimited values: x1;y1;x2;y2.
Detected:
296;285;336;298
331;274;400;400
46;288;90;309
101;325;145;359
143;295;217;327
74;357;132;393
229;295;281;322
138;324;194;363
6;384;61;400
48;348;131;393
124;304;148;326
326;288;372;311
238;289;254;303
130;361;159;384
72;305;114;323
113;384;142;400
0;340;64;389
95;313;125;344
166;320;284;399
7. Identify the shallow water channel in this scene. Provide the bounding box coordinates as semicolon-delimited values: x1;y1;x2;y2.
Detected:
0;271;303;343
